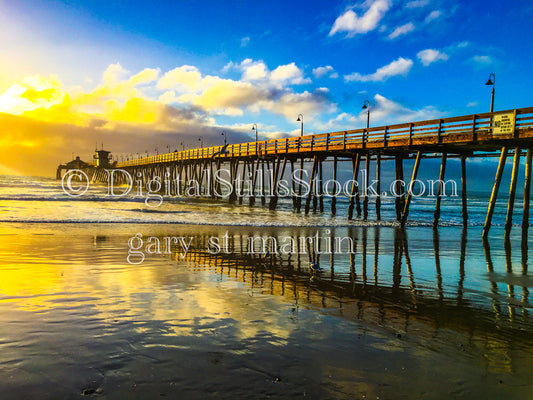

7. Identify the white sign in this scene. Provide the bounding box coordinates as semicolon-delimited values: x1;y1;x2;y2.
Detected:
493;112;515;135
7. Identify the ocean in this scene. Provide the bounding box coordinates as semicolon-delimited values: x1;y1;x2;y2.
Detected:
0;174;532;399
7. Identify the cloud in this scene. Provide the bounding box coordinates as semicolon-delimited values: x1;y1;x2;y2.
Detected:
221;61;235;73
317;93;442;131
240;59;269;81
240;36;250;47
405;0;429;8
270;63;311;85
425;10;442;23
467;102;478;107
312;65;335;78
329;0;391;37
388;22;415;39
417;49;449;66
471;55;493;65
344;57;413;82
238;59;311;87
367;94;442;124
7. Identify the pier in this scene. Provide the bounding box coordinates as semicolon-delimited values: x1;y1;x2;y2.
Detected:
57;107;533;237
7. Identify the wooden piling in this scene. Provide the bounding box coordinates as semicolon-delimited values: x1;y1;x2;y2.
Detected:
523;149;532;233
260;159;266;206
433;152;448;227
461;155;468;225
296;158;304;212
347;153;361;220
482;147;508;237
505;148;521;232
290;159;297;210
249;159;259;206
318;158;324;213
331;156;338;216
363;154;370;220
305;156;318;215
375;154;381;221
400;151;422;227
394;155;404;221
269;157;286;210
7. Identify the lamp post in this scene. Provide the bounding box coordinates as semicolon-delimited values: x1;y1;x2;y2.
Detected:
180;142;185;151
155;147;158;155
296;114;304;212
166;145;170;153
485;73;495;113
252;124;258;154
221;132;227;146
198;137;203;148
362;100;370;129
296;114;304;136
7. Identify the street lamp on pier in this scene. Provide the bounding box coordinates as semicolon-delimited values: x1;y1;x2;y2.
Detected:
362;100;370;129
485;73;495;113
296;114;304;136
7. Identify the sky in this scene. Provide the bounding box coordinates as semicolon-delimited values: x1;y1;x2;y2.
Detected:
0;0;532;176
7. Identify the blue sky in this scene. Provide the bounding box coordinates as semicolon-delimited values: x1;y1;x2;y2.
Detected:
0;0;532;174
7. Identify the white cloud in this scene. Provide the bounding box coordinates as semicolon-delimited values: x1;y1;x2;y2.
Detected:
312;65;334;78
425;10;442;23
239;59;310;87
317;93;442;130
240;37;250;47
240;59;269;81
270;63;311;85
157;65;203;91
330;72;339;78
368;94;442;124
405;0;429;8
467;102;478;107
221;61;234;73
457;41;469;48
154;59;325;120
471;55;493;64
388;22;415;39
344;57;413;82
329;0;391;37
417;49;449;66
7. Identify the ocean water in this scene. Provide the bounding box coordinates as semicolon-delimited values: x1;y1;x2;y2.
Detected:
0;175;532;399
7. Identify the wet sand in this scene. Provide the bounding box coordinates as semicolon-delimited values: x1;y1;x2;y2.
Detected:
0;223;532;399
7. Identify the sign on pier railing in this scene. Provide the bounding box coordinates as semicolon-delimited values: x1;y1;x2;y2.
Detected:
493;112;515;135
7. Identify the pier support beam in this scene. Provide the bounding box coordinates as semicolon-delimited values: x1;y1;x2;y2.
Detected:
505;148;521;232
347;154;361;220
363;155;370;220
433;152;447;227
483;147;508;238
400;151;422;227
296;158;304;212
394;155;405;221
375;154;381;221
523;149;532;234
318;158;324;213
305;156;318;215
331;156;338;216
461;155;468;226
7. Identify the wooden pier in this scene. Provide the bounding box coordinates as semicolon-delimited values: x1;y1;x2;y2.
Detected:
57;107;533;237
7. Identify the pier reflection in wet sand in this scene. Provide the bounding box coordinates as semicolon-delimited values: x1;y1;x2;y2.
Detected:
0;224;532;399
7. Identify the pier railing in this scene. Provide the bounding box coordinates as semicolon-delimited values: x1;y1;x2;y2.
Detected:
117;107;533;167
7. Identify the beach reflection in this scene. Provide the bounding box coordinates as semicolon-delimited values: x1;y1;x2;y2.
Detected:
0;224;532;399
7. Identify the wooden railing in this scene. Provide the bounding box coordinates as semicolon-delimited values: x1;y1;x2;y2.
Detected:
117;107;533;167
